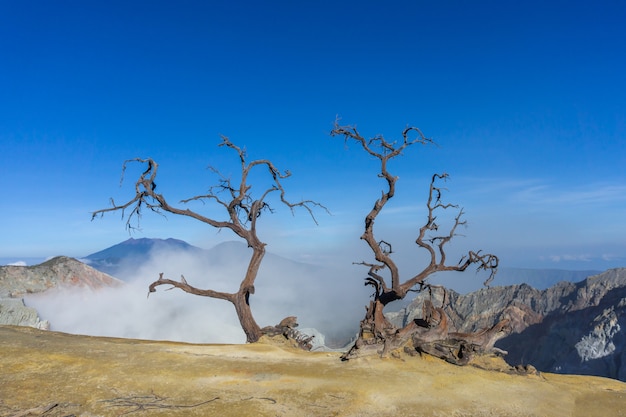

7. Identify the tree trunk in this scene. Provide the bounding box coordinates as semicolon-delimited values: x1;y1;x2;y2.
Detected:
234;243;265;343
233;290;263;343
342;298;395;359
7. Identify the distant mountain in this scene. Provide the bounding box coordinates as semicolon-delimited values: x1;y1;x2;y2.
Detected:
387;268;626;381
86;237;200;259
83;237;205;277
83;238;318;280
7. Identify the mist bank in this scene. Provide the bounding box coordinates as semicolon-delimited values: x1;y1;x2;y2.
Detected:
17;238;608;347
26;241;370;346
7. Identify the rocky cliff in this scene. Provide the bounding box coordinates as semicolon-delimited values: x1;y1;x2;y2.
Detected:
0;256;123;328
387;268;626;380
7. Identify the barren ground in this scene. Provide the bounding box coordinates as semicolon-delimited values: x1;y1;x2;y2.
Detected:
1;325;625;416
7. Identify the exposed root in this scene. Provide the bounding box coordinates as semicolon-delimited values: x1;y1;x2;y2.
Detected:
260;316;315;351
342;301;512;364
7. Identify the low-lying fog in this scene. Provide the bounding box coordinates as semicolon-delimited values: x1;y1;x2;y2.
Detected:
25;244;372;347
21;238;520;346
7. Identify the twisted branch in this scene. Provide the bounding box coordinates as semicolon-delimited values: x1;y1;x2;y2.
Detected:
331;119;434;297
148;273;234;301
331;121;498;301
92;136;327;343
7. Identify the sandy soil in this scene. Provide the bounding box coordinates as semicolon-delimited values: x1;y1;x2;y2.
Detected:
1;325;625;416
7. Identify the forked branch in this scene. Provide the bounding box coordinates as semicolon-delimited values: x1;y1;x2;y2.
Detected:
92;136;327;343
331;120;434;296
334;121;502;362
330;121;499;299
92;136;327;238
401;173;499;294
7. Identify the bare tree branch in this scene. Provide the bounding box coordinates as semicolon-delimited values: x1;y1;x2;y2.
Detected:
331;120;435;299
92;137;326;343
333;121;505;362
148;273;234;302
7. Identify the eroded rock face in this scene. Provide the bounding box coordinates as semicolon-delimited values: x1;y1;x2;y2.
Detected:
0;298;49;329
0;257;123;329
387;268;626;381
575;308;621;362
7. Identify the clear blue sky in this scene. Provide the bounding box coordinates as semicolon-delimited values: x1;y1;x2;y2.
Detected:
1;1;625;272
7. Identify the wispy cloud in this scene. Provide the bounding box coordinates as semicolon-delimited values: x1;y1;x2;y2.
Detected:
601;253;622;262
460;177;626;208
459;177;543;195
540;252;624;264
544;254;593;263
513;184;626;206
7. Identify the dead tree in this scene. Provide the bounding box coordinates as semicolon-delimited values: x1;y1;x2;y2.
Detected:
331;121;510;362
92;137;325;343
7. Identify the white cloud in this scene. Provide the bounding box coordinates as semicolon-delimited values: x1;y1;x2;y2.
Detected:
458;177;626;208
601;253;620;261
7;261;27;266
543;253;594;263
514;183;626;206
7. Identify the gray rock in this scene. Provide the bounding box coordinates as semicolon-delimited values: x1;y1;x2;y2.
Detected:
575;308;620;362
387;268;626;381
0;298;49;329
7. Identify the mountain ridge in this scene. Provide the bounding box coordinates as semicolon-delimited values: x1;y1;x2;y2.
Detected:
387;268;626;381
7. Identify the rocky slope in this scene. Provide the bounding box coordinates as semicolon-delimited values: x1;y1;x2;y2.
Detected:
387;268;626;380
0;256;123;328
0;256;123;297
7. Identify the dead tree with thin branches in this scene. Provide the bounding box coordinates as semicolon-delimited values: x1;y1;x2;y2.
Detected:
92;137;325;343
331;121;510;362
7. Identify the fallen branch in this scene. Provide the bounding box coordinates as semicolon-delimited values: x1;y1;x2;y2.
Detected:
9;403;58;417
100;393;219;415
242;397;277;404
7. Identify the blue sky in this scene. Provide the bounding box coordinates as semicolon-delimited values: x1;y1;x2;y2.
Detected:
1;1;625;273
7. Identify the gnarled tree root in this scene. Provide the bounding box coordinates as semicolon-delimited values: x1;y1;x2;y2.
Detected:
342;304;512;364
